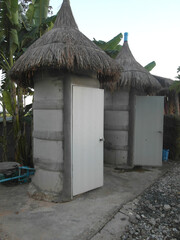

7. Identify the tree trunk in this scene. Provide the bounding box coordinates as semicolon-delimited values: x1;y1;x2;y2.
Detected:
2;100;7;162
18;86;27;165
175;93;180;116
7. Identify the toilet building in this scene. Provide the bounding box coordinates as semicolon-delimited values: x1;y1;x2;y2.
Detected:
10;0;119;201
104;33;163;168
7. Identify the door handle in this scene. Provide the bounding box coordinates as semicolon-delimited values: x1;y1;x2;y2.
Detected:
157;131;162;134
99;138;105;142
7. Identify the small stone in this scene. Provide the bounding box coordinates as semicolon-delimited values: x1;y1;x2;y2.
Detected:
172;228;178;232
164;204;171;211
136;214;141;220
149;218;156;226
163;229;169;234
148;205;156;211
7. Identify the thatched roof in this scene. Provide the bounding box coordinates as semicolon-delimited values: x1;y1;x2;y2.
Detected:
154;75;174;95
9;0;119;88
153;75;173;88
115;33;161;92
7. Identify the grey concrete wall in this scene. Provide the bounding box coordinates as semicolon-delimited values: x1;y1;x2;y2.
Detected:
104;89;129;166
30;71;64;201
30;70;100;202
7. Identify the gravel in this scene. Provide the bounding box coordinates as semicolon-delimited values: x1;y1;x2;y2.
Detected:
120;162;180;240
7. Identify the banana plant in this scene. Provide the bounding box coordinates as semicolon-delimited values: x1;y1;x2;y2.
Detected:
93;33;123;59
0;0;30;164
0;0;54;164
18;1;56;56
0;0;21;162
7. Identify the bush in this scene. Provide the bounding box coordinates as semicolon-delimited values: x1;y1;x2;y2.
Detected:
163;115;180;160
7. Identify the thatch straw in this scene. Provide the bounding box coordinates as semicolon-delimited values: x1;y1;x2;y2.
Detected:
154;75;174;95
153;75;173;88
115;39;161;92
9;0;120;88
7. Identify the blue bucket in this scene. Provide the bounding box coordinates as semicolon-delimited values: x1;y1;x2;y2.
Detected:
162;149;169;161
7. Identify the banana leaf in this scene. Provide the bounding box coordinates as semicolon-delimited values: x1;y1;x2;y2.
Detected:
26;3;35;26
5;0;19;27
2;91;15;116
93;39;106;48
103;33;123;51
10;28;19;54
93;33;123;55
144;61;156;72
34;0;50;26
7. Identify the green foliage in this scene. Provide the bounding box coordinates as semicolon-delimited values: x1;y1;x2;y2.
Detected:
33;0;50;27
10;28;19;54
0;0;50;164
93;33;123;58
144;61;156;72
2;91;15;116
169;66;180;93
0;0;20;59
169;81;180;93
26;3;36;25
6;0;19;27
17;1;56;55
176;66;180;80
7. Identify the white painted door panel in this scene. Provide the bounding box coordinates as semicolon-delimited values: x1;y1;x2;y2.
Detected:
72;86;104;196
134;96;164;166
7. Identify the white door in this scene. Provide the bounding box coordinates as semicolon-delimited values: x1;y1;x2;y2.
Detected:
72;86;104;196
134;96;164;166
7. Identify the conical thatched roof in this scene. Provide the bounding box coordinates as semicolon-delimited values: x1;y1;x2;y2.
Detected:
116;33;161;92
9;0;119;88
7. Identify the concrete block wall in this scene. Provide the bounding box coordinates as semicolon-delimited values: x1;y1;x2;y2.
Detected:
104;90;129;166
30;72;64;200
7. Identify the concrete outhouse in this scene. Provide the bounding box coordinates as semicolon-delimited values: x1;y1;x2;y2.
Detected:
10;0;119;201
104;33;163;168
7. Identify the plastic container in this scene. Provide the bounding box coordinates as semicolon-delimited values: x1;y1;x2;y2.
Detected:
162;149;169;161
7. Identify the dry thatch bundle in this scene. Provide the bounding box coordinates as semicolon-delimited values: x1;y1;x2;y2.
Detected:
153;75;174;95
115;35;161;92
9;0;120;88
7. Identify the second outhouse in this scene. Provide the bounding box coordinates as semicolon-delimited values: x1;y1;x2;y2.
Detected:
104;33;164;168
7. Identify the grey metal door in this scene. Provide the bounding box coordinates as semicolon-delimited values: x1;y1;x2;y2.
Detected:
72;86;104;196
134;96;164;166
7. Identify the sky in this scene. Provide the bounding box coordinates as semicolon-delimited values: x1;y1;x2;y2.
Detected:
50;0;180;80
